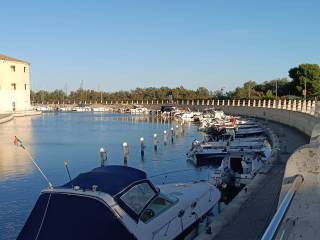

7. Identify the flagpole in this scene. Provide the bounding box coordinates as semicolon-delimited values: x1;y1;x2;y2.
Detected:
24;149;53;189
14;136;53;189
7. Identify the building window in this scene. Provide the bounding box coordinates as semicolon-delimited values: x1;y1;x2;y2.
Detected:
11;83;16;90
24;84;27;90
24;67;26;72
10;65;16;72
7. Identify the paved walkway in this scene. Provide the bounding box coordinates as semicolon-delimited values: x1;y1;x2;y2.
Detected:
213;121;309;240
0;114;11;119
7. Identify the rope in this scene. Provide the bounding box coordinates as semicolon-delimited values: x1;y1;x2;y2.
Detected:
149;167;208;179
24;148;53;189
35;192;52;240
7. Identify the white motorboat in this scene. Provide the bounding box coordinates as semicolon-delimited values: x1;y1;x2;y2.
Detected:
72;106;91;112
130;105;149;114
92;107;107;112
35;106;54;112
192;146;265;166
18;165;220;240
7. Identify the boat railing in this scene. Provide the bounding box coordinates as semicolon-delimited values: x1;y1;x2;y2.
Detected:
261;174;304;240
149;168;211;185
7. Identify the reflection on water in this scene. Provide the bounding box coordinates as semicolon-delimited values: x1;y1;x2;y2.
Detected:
0;112;209;240
0;117;34;180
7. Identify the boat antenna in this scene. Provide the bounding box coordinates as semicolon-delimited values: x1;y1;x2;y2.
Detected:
13;136;53;189
64;161;72;181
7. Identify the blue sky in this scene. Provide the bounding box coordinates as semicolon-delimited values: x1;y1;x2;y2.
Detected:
1;0;319;92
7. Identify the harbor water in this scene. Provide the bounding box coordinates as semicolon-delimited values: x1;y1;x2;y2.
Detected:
0;112;216;240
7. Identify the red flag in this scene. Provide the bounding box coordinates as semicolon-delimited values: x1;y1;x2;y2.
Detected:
13;136;25;149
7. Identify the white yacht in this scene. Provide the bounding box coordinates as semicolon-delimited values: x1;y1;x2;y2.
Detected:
130;105;149;114
17;165;220;240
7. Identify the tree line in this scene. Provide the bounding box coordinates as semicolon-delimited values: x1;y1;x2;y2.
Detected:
31;63;320;103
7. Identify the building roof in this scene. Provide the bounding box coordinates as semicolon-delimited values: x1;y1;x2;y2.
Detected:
0;53;29;64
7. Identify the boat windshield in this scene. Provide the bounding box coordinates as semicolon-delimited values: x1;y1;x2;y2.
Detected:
120;182;156;215
140;194;178;223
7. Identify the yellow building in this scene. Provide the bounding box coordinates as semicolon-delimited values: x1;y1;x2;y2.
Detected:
0;54;31;113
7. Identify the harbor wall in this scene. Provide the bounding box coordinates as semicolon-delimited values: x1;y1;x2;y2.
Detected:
215;106;317;137
273;121;320;239
0;110;41;125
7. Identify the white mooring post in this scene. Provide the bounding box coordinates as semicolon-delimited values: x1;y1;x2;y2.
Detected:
99;147;107;166
163;130;168;145
140;137;145;156
122;142;129;164
267;100;271;108
153;134;158;151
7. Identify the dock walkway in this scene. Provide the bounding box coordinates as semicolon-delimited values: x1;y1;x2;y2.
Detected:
198;121;309;240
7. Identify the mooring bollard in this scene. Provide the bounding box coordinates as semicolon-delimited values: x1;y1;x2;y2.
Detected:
175;125;179;136
180;122;185;135
153;133;158;151
99;147;107;166
122;142;129;163
140;137;145;156
171;127;174;135
163;130;168;145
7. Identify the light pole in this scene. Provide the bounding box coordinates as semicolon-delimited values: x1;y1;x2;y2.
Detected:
275;80;278;99
304;79;307;100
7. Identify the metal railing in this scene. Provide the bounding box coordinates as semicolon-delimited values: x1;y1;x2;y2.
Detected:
261;174;304;240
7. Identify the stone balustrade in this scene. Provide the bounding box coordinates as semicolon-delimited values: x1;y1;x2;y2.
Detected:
35;99;319;117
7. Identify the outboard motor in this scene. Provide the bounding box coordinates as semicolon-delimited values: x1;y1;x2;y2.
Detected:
191;140;200;150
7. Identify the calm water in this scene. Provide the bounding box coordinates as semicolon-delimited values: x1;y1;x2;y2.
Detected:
0;112;214;240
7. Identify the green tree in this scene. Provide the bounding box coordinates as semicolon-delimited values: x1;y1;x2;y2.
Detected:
288;64;320;98
265;90;274;99
234;81;263;99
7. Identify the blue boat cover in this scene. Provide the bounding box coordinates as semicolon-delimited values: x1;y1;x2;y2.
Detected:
17;192;137;240
61;165;147;196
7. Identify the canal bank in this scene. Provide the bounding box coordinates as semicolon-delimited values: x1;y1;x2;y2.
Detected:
195;121;308;240
0;110;41;125
0;114;14;124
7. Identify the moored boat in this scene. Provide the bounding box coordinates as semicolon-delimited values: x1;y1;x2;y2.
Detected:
18;165;220;240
